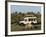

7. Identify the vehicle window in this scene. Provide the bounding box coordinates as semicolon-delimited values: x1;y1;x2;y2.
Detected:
29;19;33;21
24;19;27;21
34;19;35;21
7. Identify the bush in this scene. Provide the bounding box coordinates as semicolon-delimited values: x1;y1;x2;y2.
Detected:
31;22;37;25
31;22;41;25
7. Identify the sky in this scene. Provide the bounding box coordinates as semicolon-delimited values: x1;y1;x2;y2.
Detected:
11;5;41;13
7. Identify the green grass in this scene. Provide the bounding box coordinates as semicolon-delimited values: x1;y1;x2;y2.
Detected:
11;23;25;31
11;23;41;31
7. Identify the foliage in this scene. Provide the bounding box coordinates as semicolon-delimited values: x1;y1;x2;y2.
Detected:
11;11;41;31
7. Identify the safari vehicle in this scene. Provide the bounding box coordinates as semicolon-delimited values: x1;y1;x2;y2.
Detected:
19;16;37;25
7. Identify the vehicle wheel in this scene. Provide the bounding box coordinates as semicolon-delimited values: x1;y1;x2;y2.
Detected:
21;23;25;26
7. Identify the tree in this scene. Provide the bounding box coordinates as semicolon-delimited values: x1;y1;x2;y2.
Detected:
37;11;41;15
15;11;18;15
19;12;22;14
